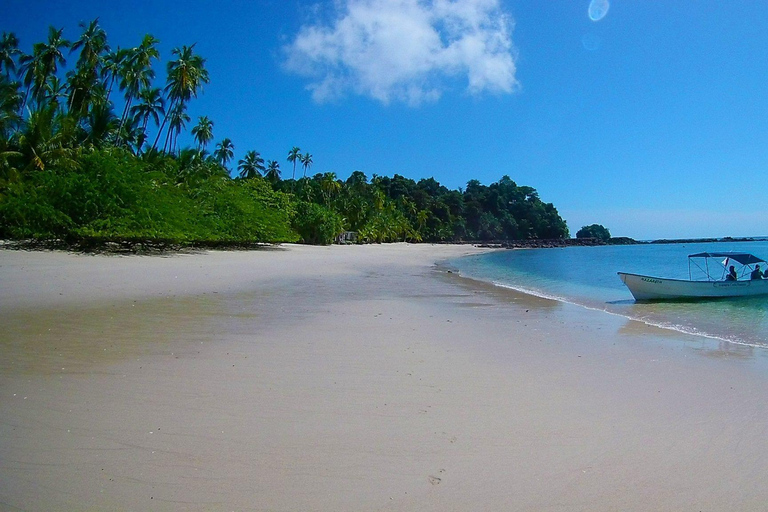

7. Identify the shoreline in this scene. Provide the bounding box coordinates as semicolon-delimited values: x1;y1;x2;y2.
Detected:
450;268;768;355
3;244;768;510
3;232;767;256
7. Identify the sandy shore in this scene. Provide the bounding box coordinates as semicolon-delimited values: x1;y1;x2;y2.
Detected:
2;243;768;511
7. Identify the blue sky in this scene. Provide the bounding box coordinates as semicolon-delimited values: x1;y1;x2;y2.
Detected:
3;0;767;239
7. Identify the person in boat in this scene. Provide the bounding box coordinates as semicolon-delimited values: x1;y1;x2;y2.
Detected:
752;265;764;280
726;265;738;281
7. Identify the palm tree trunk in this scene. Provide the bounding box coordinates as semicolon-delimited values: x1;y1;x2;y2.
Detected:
119;98;131;127
115;96;134;146
151;102;172;152
162;124;173;153
105;76;116;103
67;88;76;113
19;84;31;114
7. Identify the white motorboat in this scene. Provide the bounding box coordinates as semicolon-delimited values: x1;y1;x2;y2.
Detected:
618;252;768;301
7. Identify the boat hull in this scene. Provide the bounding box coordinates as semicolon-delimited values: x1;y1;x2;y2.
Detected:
618;272;768;301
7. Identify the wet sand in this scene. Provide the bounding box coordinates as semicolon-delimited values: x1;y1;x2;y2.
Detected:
2;244;768;511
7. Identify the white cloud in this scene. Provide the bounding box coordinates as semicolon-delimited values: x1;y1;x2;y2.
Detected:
283;0;519;105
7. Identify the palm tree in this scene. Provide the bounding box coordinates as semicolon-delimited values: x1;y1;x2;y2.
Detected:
265;160;281;184
165;102;189;154
371;188;385;211
43;75;67;110
0;76;23;139
71;18;108;76
238;150;265;179
65;67;95;117
167;44;209;105
113;36;159;141
120;35;160;119
31;26;71;104
0;32;21;79
67;19;108;117
116;53;155;145
287;146;301;181
133;35;160;70
191;115;214;151
155;44;209;151
101;47;128;102
120;120;142;154
15;105;77;172
300;152;313;178
213;137;234;168
176;146;210;181
320;171;341;205
416;210;429;233
130;86;165;135
85;97;118;147
17;51;36;110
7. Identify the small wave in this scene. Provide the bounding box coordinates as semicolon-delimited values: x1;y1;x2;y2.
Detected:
491;281;572;304
622;315;766;348
489;279;768;349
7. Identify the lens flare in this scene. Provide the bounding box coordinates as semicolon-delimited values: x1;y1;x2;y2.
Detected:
588;0;610;21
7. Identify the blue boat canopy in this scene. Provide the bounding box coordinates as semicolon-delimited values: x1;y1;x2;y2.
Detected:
688;252;766;265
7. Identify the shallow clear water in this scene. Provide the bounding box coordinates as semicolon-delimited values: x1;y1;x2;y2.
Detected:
451;241;768;348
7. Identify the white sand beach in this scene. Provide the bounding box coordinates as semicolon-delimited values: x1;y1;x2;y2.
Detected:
2;244;768;511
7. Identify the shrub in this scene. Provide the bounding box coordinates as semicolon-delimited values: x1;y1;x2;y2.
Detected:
291;201;343;245
0;148;299;245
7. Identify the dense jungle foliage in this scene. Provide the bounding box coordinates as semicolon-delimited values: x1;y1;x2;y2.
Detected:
0;22;569;246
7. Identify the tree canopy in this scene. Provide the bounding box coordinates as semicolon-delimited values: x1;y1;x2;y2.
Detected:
277;172;568;243
576;224;611;241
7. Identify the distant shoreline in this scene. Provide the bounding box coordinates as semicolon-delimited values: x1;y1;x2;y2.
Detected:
1;235;766;255
473;235;768;250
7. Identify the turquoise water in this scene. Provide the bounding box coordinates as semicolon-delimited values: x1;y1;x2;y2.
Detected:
451;241;768;348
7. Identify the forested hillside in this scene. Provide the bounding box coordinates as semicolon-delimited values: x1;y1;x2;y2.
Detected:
0;23;569;247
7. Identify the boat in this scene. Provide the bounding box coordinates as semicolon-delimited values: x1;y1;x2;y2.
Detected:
618;252;768;301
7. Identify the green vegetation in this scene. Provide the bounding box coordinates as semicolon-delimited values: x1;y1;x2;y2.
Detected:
277;173;569;243
0;22;570;249
576;224;611;241
1;147;296;244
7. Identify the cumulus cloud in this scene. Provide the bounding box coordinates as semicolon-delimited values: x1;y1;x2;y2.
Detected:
283;0;519;105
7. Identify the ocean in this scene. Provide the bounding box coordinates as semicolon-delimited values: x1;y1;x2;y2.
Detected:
450;241;768;348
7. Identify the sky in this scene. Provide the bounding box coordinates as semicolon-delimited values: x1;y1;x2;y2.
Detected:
3;0;768;240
